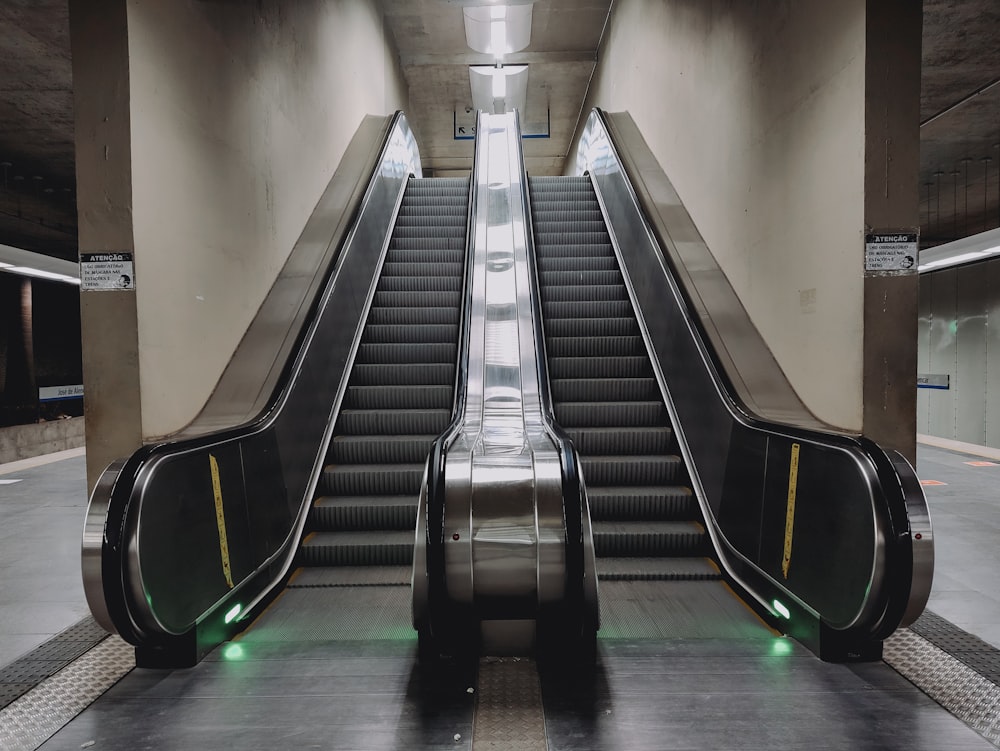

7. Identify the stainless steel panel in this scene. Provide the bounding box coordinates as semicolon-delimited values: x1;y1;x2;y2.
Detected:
987;260;1000;448
440;112;566;631
955;265;988;445
928;267;958;439
917;275;933;434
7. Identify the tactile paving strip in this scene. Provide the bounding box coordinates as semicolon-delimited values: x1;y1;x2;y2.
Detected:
473;657;548;751
910;609;1000;687
884;628;1000;747
0;635;134;751
0;616;108;710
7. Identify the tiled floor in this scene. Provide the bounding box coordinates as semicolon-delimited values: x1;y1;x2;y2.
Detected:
1;440;999;667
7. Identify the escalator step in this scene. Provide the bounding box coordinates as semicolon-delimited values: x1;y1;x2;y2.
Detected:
581;455;683;486
534;244;613;260
374;289;461;308
329;434;435;465
597;557;721;581
539;255;619;273
351;363;453;386
535;231;610;246
394;214;465;228
546;317;638;338
319;463;424;496
543;299;634;320
389;236;465;251
549;356;652;379
362;323;459;345
335;408;451;435
546;335;645;358
290;566;412;587
343;384;452;410
381;261;465;279
533;209;605;223
554;401;666;428
397;203;466;217
366;306;458;326
592;521;708;558
355;341;456;364
542;284;628;303
392;225;465;239
588;486;695;520
551;377;659;402
378;275;462;293
299;531;413;567
564;426;672;456
541;270;621;288
311;496;418;531
384;248;464;265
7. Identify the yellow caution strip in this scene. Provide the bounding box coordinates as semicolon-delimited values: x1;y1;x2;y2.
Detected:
209;454;235;589
781;443;800;580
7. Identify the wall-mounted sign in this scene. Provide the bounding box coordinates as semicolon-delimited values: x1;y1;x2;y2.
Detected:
865;233;918;273
917;373;949;390
39;384;84;401
80;252;135;291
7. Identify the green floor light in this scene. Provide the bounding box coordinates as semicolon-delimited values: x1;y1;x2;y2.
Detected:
773;599;791;619
224;603;242;624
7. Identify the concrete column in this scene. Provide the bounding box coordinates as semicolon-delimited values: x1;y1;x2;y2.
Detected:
862;0;922;462
70;0;409;492
69;0;142;490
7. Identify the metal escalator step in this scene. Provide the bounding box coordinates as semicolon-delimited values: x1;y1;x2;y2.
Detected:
405;179;469;195
581;455;684;486
384;248;464;265
311;496;418;531
551;377;659;402
535;231;609;246
546;317;638;338
392;225;465;239
289;566;412;587
380;261;464;278
298;531;413;567
329;434;435;465
549;356;651;379
393;214;466;228
397;203;466;217
534;244;613;260
377;275;462;293
539;255;619;272
529;191;597;203
355;341;456;364
319;463;424;496
546;335;645;358
543;299;633;320
374;289;461;308
365;307;458;326
597;557;721;581
542;284;628;303
343;384;452;410
389;236;465;251
592;521;708;558
533;209;604;223
554;401;667;428
564;426;672;456
351;363;453;386
541;269;622;287
588;486;695;520
362;323;459;345
534;220;608;234
335;408;451;435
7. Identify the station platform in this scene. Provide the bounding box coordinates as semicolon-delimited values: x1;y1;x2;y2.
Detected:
0;440;998;749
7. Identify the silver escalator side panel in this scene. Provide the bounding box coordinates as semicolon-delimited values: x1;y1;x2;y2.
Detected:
576;109;931;651
84;114;422;647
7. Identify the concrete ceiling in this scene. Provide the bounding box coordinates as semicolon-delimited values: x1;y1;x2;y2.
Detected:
0;0;996;263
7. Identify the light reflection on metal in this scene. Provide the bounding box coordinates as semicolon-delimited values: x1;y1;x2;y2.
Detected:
442;111;566;623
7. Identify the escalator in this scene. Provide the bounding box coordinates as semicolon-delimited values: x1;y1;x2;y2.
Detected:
530;175;718;586
295;177;468;586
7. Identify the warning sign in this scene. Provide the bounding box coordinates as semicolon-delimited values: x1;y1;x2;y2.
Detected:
865;233;918;273
80;252;135;291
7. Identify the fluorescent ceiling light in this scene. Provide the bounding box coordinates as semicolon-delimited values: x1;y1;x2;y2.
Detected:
918;226;1000;273
0;261;12;268
464;5;532;56
4;266;81;284
492;67;506;98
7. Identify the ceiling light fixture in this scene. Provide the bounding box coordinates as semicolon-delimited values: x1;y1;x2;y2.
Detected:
464;5;532;56
4;266;81;284
918;225;1000;273
492;66;507;99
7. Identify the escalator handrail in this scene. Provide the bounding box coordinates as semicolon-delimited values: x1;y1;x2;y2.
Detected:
579;109;931;640
83;113;422;645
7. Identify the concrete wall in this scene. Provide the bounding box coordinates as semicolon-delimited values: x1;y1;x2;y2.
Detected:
72;0;408;489
918;260;1000;447
0;417;85;464
572;0;910;433
127;0;408;439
